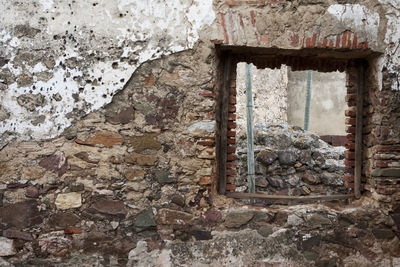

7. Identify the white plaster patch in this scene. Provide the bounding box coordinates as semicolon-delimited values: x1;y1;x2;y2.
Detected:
327;4;380;41
0;0;215;141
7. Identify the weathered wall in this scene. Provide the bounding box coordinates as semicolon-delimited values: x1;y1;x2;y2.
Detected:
287;70;347;136
0;0;400;266
0;0;214;147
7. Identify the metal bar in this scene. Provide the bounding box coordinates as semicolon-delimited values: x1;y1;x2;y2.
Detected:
304;70;312;130
227;192;354;201
218;52;232;194
245;63;255;194
354;63;364;198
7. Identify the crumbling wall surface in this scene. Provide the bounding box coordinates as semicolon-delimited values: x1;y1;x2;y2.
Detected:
0;0;400;266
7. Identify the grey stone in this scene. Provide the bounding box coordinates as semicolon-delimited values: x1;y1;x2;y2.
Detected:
0;105;10;121
31;115;45;126
14;24;41;38
321;172;343;186
371;168;400;177
0;200;42;228
154;170;173;184
278;150;298;165
170;194;185;207
255;177;268;187
257;225;273;237
135;208;156;228
307;214;332;228
372;228;395;239
225;211;254;228
49;212;80;229
0;237;16;256
17;93;45;111
90;200;127;217
187;121;215;133
257;150;277;166
312;151;325;166
303;171;321;185
3;229;33;241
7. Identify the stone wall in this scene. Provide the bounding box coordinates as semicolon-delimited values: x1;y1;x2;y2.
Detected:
0;0;400;266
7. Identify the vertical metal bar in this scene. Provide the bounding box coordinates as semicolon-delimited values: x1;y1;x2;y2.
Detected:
245;63;255;194
304;70;313;130
355;63;364;198
218;52;232;194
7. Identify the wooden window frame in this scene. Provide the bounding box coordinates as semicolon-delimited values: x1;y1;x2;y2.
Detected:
215;47;369;202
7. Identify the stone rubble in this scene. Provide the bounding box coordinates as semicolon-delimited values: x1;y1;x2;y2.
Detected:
236;123;346;195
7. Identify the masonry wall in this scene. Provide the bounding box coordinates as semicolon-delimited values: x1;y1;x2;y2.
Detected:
0;0;400;266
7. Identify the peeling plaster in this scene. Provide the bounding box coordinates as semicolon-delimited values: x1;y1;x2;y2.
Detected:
0;0;215;141
327;4;380;42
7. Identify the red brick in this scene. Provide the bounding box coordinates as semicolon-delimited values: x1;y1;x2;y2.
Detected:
229;96;236;104
346;126;356;134
227;130;236;137
336;35;341;48
227;153;236;161
346;134;355;141
198;140;215;147
64;227;82;234
227;175;235;184
345;142;355;150
250;10;256;26
199;176;212;185
344;181;354;189
306;38;311;48
345;93;357;103
376;145;400;152
199;91;214;97
226;183;236;191
228;105;236;112
226;168;236;176
345;107;356;117
347;31;352;48
261;34;268;46
329;40;334;48
344;150;355;160
352;34;358;49
227;146;236;153
342;31;348;48
345;167;354;174
344;174;354;182
376;187;396;195
229;87;237;96
227;162;236;169
227;138;236;144
323;37;328;48
311;33;317;47
220;14;229;44
375;160;389;168
228;113;236;121
345;117;356;125
345;159;355;167
227;122;236;129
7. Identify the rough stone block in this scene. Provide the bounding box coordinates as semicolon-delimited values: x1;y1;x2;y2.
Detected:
55;192;82;210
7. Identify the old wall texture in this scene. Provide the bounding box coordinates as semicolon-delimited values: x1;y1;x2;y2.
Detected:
0;0;400;266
